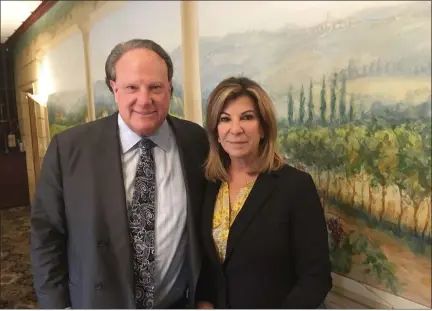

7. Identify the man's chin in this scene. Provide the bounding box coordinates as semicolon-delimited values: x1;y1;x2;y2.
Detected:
132;122;160;137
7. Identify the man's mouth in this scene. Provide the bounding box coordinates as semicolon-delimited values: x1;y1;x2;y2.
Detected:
134;111;156;116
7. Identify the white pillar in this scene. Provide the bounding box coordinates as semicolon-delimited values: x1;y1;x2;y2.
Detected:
180;1;203;125
78;21;96;122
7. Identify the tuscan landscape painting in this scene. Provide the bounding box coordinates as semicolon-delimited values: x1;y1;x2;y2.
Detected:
36;0;430;306
173;0;430;307
44;32;88;138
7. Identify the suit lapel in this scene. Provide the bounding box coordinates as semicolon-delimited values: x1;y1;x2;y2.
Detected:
225;171;279;262
93;113;134;299
202;180;223;266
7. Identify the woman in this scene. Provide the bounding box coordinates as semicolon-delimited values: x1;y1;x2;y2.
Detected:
196;77;332;309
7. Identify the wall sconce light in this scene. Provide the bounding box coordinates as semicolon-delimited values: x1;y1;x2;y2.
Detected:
27;93;48;107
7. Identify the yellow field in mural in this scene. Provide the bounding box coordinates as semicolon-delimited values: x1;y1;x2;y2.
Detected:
185;1;431;307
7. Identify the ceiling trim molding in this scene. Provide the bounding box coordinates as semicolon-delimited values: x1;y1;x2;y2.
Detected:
4;1;58;48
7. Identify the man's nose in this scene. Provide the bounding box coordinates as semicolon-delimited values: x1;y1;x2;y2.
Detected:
136;88;152;105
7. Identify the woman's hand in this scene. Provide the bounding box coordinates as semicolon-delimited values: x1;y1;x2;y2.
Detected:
197;301;214;309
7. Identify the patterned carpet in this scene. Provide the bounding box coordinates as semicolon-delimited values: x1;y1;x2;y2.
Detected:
0;206;38;308
0;206;342;309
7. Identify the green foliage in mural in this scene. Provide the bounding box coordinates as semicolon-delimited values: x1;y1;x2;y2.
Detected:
286;86;293;125
47;91;88;138
307;80;314;124
320;75;327;125
299;84;306;124
277;72;431;295
327;217;400;294
330;73;337;124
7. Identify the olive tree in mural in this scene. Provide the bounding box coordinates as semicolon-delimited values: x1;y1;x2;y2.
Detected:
190;0;431;307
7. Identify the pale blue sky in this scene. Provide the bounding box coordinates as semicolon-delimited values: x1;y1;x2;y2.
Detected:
90;1;181;83
197;1;414;37
45;0;416;92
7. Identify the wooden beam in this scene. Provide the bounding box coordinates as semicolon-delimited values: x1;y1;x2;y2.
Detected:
3;1;58;48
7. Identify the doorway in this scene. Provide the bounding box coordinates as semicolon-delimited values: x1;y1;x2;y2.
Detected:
27;92;41;182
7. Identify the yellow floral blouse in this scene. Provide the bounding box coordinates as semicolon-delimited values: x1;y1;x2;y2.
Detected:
212;180;256;262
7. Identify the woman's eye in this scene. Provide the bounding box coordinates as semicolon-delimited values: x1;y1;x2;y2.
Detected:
243;114;254;120
220;116;230;122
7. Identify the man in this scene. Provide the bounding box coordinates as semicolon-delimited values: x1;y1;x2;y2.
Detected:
30;39;209;309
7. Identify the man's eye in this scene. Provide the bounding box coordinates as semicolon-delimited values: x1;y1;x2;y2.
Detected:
125;85;137;91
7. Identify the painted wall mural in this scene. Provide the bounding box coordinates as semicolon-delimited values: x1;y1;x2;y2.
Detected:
89;0;184;119
24;0;431;307
43;32;88;138
189;0;431;307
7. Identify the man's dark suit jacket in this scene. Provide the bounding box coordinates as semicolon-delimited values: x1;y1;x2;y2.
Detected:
30;113;209;309
196;165;332;309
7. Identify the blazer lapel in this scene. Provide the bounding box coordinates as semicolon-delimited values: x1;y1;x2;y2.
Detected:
225;171;279;262
93;113;134;301
202;180;223;266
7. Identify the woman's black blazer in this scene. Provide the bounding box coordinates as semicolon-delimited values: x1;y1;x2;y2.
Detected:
196;164;333;309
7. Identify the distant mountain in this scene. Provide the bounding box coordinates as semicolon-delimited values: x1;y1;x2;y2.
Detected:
47;90;87;114
170;1;431;113
348;1;430;21
93;80;117;117
94;80;115;103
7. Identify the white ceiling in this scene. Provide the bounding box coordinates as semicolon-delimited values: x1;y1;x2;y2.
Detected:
1;1;42;43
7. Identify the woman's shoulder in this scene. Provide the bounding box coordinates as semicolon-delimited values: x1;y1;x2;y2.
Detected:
272;163;315;185
274;163;310;176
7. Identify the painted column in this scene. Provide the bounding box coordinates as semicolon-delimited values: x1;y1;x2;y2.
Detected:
78;20;96;122
180;1;203;125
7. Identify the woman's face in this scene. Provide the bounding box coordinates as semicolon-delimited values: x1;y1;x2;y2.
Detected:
217;95;263;162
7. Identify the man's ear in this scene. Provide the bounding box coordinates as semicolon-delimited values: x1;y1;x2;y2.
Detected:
109;80;117;93
169;81;173;98
110;80;119;103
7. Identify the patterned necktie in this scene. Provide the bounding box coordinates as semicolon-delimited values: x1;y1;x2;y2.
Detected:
129;138;156;309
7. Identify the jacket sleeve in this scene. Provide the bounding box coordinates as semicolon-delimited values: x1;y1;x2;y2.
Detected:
30;135;71;308
282;173;332;308
195;248;217;306
195;180;217;307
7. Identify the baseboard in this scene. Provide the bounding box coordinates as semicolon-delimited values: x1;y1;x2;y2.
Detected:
329;273;429;309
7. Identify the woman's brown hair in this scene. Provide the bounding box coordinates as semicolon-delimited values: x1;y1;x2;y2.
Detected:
204;77;285;182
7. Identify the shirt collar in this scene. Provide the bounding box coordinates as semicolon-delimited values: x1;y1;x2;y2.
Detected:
117;113;171;154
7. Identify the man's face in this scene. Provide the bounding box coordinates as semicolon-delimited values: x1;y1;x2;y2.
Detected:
110;48;171;136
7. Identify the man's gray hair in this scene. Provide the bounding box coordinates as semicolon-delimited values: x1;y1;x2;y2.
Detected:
104;39;174;95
